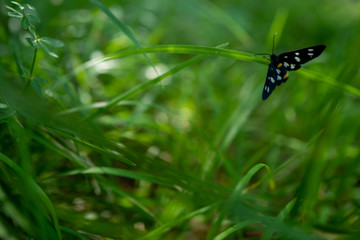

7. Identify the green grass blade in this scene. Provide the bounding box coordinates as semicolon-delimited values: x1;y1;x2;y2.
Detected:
139;204;218;240
77;44;260;74
51;43;360;100
0;152;62;240
31;132;89;168
207;163;272;239
202;79;261;179
261;198;297;240
86;54;206;119
60;227;89;240
266;8;288;50
49;166;176;188
299;68;360;98
185;0;252;47
83;43;229;119
232;163;272;195
214;220;255;240
89;0;159;75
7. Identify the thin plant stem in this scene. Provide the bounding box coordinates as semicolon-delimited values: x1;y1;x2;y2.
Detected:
24;47;37;92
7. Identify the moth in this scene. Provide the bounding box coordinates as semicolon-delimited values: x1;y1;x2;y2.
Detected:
262;43;326;100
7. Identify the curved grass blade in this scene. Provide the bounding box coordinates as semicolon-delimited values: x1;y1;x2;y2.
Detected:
50;44;263;93
85;55;205;120
214;220;255;240
65;44;360;101
83;43;230;120
76;44;262;75
139;204;218;240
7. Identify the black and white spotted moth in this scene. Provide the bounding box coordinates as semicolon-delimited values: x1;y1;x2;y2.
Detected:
262;45;326;100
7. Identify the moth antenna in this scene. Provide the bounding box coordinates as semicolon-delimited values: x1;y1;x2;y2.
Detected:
272;33;277;55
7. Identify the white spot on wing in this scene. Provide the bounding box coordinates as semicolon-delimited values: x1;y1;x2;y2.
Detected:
277;75;282;80
295;52;300;56
290;64;295;69
295;56;301;62
276;69;281;74
270;77;275;83
308;48;314;51
284;62;289;68
284;56;288;58
308;53;314;57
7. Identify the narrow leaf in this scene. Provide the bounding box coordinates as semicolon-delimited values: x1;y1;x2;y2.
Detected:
11;1;24;10
25;4;36;10
140;204;217;239
7;11;23;18
21;16;29;29
25;38;35;48
31;77;47;97
39;37;64;48
26;13;40;23
6;5;22;16
6;5;23;18
214;220;255;240
28;25;37;38
38;41;58;58
261;198;297;240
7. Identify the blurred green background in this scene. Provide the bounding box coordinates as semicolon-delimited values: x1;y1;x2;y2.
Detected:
1;0;360;239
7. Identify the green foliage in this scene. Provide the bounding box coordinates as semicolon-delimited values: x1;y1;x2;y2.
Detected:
1;0;360;239
6;1;63;58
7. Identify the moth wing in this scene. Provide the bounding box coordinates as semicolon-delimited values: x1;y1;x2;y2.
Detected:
278;45;326;71
262;63;278;100
276;64;288;85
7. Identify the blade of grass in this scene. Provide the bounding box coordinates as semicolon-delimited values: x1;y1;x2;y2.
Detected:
32;132;89;168
0;152;62;240
76;44;263;76
214;220;255;240
266;8;288;51
83;43;231;120
139;203;218;240
85;55;205;120
48;166;176;188
184;0;252;47
89;0;159;75
207;163;272;239
60;227;89;240
67;44;360;99
7;117;32;173
201;77;261;180
49;129;137;167
230;200;320;240
261;198;297;240
299;68;360;98
51;44;265;93
97;176;158;222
